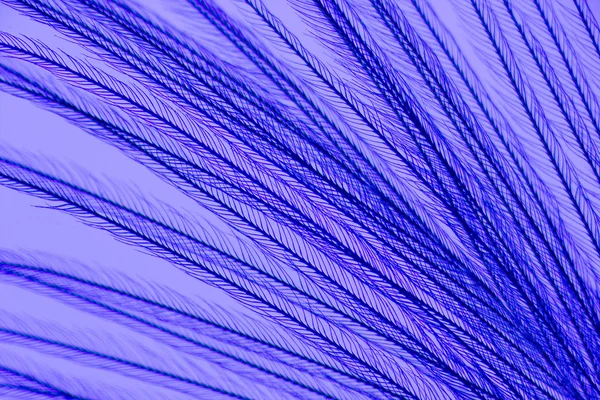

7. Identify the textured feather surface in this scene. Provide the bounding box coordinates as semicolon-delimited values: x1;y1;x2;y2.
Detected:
1;0;600;399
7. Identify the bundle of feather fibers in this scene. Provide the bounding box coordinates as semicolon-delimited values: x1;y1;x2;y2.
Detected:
0;0;599;398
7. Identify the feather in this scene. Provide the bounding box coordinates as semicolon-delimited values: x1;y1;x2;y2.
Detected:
1;0;600;398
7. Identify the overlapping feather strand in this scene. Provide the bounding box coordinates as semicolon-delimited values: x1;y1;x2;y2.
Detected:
0;0;599;398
